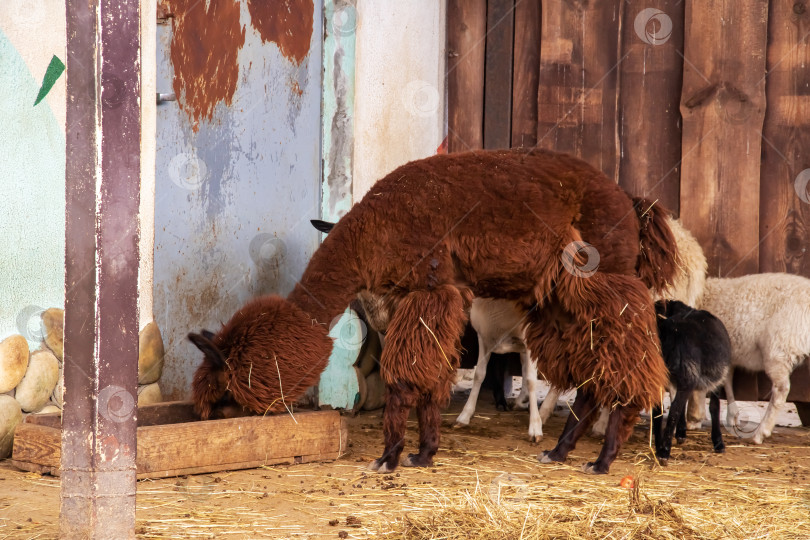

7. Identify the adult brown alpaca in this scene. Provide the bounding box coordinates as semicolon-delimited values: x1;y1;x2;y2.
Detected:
190;148;673;474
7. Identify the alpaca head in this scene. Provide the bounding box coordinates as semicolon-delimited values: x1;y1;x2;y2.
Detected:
189;296;334;420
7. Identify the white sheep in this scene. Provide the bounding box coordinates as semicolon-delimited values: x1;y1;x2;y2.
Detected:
699;273;810;443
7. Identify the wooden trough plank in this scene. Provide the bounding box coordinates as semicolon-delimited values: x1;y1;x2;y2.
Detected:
447;0;487;153
11;423;61;473
136;411;347;476
679;1;768;277
759;0;810;277
12;410;348;480
618;0;684;215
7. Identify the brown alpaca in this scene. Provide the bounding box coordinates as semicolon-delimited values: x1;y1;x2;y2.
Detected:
190;148;674;474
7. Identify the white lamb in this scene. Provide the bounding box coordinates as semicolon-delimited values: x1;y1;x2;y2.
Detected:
453;298;554;442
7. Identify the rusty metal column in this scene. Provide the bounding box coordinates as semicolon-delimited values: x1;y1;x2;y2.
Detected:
60;0;141;538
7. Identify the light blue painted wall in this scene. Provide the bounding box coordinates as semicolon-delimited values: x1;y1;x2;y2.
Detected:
0;29;65;347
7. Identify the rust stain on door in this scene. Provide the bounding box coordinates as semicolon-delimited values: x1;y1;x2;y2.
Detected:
169;0;246;131
246;0;314;64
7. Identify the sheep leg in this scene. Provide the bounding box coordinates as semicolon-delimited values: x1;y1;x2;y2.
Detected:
583;404;641;474
370;384;417;473
403;393;441;467
752;360;792;444
590;407;610;438
686;389;706;430
539;390;599;465
454;335;490;428
521;352;542;443
539;386;558;424
709;391;725;453
724;365;739;428
656;390;690;463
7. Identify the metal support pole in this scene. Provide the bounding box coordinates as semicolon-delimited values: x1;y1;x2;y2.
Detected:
61;1;141;538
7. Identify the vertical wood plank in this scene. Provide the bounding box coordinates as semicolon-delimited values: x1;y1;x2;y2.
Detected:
618;1;684;215
511;0;541;148
537;0;622;178
759;1;810;277
679;2;768;277
447;0;487;153
484;0;515;149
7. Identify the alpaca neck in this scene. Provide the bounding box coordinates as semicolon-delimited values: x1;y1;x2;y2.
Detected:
287;226;364;326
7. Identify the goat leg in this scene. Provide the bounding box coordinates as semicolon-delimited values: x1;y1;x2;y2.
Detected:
539;390;599;464
657;390;690;463
709;390;725;453
583;404;641;474
675;407;688;445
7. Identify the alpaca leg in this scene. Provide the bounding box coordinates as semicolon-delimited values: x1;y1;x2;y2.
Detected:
539;390;599;464
521;353;542;442
709;391;725;453
752;358;793;444
686;389;706;430
455;338;490;427
590;407;610;438
403;393;442;467
583;404;641;474
656;390;690;463
538;386;559;424
370;384;417;472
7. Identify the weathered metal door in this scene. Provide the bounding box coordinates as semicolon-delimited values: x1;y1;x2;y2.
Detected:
154;1;323;400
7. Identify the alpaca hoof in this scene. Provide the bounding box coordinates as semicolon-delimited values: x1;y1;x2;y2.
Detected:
402;454;432;468
528;433;543;444
582;462;608;475
452;421;468;430
658;458;669;467
713;442;726;454
751;433;764;445
495;402;508;412
686;421;702;430
675;436;686;445
538;451;561;464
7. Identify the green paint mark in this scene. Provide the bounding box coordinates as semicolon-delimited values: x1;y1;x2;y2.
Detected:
34;55;65;106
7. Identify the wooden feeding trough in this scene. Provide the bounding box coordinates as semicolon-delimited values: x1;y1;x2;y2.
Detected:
11;402;348;479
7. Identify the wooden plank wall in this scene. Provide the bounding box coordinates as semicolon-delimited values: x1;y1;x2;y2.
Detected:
447;0;810;280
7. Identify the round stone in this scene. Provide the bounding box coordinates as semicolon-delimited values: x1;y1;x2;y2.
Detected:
0;335;30;394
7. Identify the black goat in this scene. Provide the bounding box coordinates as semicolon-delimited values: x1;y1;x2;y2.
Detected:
653;300;731;463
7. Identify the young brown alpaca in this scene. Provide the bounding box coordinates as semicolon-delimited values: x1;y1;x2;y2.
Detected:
190;149;674;474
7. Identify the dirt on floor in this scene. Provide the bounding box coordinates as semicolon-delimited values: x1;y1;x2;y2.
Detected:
1;389;809;539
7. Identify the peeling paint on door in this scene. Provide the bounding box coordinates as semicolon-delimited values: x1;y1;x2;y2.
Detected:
246;0;314;65
155;1;324;401
169;0;246;131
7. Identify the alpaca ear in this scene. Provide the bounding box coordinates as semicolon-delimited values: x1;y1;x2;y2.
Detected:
310;219;335;234
188;331;226;367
